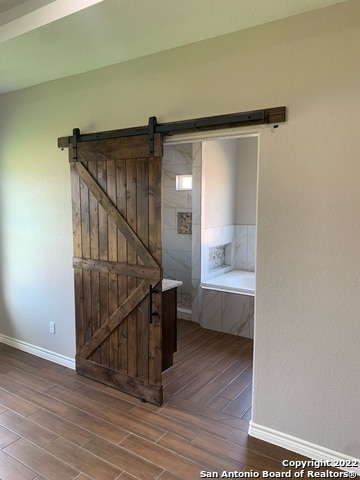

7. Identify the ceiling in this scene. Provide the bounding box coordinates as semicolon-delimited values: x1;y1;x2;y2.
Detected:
0;0;348;94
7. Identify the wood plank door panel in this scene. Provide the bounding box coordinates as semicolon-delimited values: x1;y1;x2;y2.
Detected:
68;133;163;405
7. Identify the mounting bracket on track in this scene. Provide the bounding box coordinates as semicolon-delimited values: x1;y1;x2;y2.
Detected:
148;116;157;156
72;128;80;161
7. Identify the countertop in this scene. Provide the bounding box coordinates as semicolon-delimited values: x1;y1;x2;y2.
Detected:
162;279;183;292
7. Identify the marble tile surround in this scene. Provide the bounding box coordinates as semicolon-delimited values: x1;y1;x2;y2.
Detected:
201;225;233;281
209;245;226;269
234;225;256;272
201;224;256;281
202;288;254;339
162;143;193;294
191;142;203;321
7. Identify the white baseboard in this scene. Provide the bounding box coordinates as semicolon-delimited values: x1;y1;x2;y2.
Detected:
249;421;360;475
0;334;75;370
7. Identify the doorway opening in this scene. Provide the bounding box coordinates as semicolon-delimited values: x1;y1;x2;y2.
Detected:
162;130;258;421
162;131;258;338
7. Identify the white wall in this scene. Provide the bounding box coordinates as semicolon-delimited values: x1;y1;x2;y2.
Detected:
0;0;359;461
235;136;258;226
202;138;237;228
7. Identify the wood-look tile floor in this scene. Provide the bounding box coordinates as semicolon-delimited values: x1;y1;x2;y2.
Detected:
0;319;342;480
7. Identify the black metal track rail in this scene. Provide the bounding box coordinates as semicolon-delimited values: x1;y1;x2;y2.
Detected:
58;106;286;157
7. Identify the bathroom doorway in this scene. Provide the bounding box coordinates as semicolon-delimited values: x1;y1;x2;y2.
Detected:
162;131;258;420
162;131;258;339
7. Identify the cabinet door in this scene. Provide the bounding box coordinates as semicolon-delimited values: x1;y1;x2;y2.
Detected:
162;288;177;370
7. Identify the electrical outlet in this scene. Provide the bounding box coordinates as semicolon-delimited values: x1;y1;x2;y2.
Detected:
49;321;55;334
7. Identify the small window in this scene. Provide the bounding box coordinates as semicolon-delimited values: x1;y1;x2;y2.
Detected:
176;174;192;191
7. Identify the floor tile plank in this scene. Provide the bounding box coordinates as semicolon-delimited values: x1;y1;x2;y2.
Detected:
4;438;79;480
0;410;57;447
45;385;105;415
157;431;244;472
16;386;71;416
73;384;135;412
96;407;166;442
127;405;199;441
0;387;40;417
120;434;203;479
4;367;56;392
63;408;128;444
28;410;95;446
44;437;122;480
83;436;163;480
0;449;38;480
0;423;20;448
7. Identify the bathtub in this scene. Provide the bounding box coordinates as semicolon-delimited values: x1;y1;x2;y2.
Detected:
201;270;255;296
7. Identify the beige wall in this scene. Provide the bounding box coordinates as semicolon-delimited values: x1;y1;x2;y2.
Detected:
0;0;359;460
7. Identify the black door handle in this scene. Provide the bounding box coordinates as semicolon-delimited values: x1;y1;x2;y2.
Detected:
149;284;159;324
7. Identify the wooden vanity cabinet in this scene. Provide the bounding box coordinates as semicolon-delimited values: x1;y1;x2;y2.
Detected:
162;286;178;371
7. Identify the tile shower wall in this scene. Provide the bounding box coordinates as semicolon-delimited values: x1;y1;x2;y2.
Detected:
209;245;226;269
201;224;255;281
201;225;234;281
162;143;193;294
190;142;202;322
234;225;256;272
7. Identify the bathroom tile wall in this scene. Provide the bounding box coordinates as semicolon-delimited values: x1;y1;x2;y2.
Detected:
200;224;256;281
162;143;193;294
202;288;254;339
234;225;256;272
201;225;234;281
191;142;202;323
209;245;226;269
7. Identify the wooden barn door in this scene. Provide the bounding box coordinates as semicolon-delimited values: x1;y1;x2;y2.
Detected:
66;131;163;405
